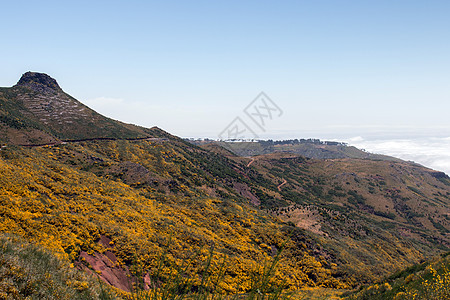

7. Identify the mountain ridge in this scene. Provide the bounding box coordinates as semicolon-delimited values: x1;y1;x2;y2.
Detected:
0;72;158;145
191;139;404;163
0;72;449;298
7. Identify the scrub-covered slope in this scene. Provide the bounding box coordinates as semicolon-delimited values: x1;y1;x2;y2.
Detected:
0;72;449;297
0;72;153;145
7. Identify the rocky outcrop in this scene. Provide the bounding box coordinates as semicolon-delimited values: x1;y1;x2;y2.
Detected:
76;235;133;292
15;72;61;94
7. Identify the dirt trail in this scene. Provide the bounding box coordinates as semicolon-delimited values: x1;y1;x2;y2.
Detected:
247;158;256;167
19;137;168;147
277;178;287;191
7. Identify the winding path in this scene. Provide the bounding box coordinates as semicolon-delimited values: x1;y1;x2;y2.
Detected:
277;178;287;191
247;158;256;167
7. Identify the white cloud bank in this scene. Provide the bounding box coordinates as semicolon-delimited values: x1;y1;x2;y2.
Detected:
346;137;450;175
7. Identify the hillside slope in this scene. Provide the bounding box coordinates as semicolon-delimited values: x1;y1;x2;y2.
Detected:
0;139;347;293
0;72;449;297
0;234;116;299
193;140;403;161
346;252;450;299
203;144;450;282
0;72;153;145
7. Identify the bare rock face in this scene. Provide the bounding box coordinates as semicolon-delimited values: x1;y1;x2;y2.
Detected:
77;235;133;292
16;72;61;94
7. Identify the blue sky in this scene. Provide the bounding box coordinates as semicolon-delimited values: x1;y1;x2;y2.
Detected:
2;1;450;145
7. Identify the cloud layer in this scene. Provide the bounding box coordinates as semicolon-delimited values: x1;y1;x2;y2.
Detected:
347;137;450;175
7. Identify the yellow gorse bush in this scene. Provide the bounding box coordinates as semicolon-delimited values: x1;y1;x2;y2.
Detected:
0;140;345;294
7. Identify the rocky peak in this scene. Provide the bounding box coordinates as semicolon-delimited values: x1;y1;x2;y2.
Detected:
15;72;62;93
13;72;89;128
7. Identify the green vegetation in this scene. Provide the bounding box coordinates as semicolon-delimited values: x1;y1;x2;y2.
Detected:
0;141;346;295
197;140;402;162
0;234;116;299
345;252;450;300
130;245;291;300
0;72;449;299
1;137;448;297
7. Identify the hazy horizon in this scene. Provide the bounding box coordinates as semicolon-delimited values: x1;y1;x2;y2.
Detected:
2;1;449;174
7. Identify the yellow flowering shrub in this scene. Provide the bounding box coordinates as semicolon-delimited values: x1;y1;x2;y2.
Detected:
0;141;345;294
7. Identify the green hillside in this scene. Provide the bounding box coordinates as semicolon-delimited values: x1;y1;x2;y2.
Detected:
194;140;403;162
0;234;116;299
0;72;449;299
0;72;152;145
345;252;450;299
